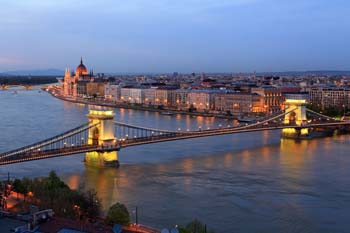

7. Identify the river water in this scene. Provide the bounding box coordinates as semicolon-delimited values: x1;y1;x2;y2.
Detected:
0;89;350;233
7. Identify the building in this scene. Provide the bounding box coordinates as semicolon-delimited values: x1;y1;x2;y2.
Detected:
251;86;284;113
154;88;171;106
120;87;144;104
188;90;218;111
61;58;95;97
310;87;350;110
105;83;121;102
76;80;88;97
172;89;190;110
214;93;263;116
86;82;105;97
143;88;156;105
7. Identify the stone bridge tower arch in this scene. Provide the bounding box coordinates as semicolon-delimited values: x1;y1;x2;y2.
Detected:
85;110;119;167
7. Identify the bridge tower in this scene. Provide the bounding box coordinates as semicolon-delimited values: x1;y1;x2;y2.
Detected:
85;110;119;167
282;94;308;138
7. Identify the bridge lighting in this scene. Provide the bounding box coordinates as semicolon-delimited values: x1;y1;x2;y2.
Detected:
207;127;210;130
160;132;163;135
125;134;129;138
178;128;181;131
186;129;190;132
219;124;222;128
71;144;74;146
227;125;230;127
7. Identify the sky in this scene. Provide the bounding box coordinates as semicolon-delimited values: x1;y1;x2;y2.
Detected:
0;0;350;73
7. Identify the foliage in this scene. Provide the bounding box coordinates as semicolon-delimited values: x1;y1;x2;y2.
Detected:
106;202;130;226
10;171;101;221
179;219;215;233
307;104;348;117
12;178;31;201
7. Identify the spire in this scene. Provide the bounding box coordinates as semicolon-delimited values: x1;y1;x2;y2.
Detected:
80;57;83;65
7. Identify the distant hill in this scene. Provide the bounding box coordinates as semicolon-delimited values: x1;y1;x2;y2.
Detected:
0;69;64;76
255;70;350;76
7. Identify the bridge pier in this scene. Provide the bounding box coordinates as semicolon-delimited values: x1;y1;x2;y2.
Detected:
85;110;119;167
85;150;120;167
282;97;309;139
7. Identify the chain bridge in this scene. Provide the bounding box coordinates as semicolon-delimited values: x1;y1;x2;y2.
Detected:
1;100;349;167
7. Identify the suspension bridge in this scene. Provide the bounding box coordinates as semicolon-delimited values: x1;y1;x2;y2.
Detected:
0;99;349;166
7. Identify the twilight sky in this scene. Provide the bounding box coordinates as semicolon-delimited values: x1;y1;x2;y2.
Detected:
0;0;349;73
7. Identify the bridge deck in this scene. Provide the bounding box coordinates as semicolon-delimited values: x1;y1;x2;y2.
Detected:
1;120;349;165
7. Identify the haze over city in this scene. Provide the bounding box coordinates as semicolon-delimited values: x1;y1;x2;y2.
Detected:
1;0;350;73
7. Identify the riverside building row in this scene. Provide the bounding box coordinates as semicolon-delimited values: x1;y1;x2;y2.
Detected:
62;59;350;116
59;59;285;115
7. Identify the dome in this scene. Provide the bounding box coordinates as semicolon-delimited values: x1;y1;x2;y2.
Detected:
76;57;88;75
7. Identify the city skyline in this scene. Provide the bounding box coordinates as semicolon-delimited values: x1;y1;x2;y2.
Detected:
1;0;350;73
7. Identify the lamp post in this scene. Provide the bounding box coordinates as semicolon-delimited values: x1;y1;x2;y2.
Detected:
135;206;138;225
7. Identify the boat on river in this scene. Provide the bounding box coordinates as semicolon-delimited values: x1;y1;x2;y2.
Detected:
160;111;174;116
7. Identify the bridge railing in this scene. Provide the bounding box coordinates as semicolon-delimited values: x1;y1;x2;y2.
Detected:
0;122;98;159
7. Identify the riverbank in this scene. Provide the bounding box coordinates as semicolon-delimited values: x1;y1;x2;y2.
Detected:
44;87;256;120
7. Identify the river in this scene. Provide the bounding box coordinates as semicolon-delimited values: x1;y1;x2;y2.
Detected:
0;89;350;233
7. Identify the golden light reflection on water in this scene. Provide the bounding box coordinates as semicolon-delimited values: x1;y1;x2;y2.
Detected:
119;108;125;120
182;158;194;189
261;147;271;163
66;175;81;190
156;164;167;173
241;150;252;170
204;156;214;169
223;153;233;168
182;158;194;173
278;138;320;198
262;130;270;144
66;166;121;210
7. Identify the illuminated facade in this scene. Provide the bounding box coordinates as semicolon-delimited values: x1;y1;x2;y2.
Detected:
61;58;94;97
214;93;263;115
120;87;144;104
188;90;217;111
282;94;308;138
310;87;350;110
251;86;284;113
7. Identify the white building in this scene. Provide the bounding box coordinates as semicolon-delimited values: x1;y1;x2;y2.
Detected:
105;83;121;102
188;90;217;111
120;87;144;104
143;88;156;105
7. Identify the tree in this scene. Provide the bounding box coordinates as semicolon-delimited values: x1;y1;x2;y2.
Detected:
43;171;69;208
84;189;101;222
106;202;130;226
12;179;24;200
179;219;215;233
